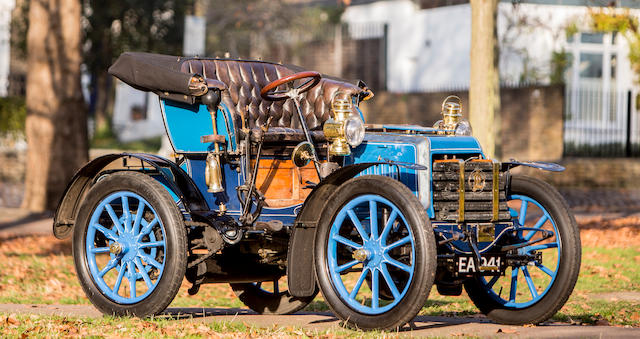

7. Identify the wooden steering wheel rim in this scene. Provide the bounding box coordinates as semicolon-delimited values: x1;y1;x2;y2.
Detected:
260;71;321;101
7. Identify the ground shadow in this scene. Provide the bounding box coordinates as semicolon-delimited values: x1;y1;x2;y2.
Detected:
0;211;52;231
158;306;499;333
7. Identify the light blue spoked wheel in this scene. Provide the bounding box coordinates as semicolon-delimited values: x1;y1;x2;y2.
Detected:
314;176;436;330
464;175;581;325
73;172;187;317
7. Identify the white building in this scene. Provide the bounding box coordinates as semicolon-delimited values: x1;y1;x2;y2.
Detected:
342;0;640;152
0;0;15;97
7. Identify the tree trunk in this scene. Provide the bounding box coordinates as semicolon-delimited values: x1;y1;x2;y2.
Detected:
469;0;501;159
22;0;88;212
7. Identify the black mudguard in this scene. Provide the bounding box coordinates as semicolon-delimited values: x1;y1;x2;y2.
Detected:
53;153;207;239
287;161;426;297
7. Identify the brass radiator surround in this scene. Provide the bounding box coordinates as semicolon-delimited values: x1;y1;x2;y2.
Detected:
432;158;509;223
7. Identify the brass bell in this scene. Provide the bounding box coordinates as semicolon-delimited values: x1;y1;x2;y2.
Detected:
205;153;224;193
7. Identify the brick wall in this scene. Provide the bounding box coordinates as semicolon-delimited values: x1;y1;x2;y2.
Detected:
359;84;565;161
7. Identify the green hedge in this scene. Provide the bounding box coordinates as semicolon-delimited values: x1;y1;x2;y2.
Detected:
0;97;26;133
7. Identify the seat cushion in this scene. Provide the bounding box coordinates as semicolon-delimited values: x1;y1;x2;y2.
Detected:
180;59;363;131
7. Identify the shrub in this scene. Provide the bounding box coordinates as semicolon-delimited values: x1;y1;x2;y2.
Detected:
0;97;26;133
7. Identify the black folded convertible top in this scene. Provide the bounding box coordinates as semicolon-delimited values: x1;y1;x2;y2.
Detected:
108;52;196;97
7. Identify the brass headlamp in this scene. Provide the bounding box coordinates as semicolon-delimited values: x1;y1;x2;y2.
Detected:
434;95;471;136
323;94;353;156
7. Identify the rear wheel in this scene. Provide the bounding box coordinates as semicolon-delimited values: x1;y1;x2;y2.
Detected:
230;278;317;315
464;175;581;325
314;175;436;330
73;171;187;317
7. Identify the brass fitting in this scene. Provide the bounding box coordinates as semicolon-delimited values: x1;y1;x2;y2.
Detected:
436;95;463;135
205;152;224;193
324;93;353;156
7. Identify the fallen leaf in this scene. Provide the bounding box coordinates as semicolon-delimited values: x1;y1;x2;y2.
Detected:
6;314;19;326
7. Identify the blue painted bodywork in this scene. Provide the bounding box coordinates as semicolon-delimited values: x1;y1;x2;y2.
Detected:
161;99;236;153
157;98;489;226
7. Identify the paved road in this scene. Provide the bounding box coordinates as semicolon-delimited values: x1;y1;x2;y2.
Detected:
1;304;638;338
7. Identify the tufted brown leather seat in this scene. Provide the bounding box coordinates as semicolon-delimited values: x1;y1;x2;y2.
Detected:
180;59;363;132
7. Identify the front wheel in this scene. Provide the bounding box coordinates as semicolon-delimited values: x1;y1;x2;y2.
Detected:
314;175;436;330
73;171;187;317
464;175;581;325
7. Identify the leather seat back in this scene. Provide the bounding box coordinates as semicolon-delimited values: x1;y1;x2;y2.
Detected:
181;59;362;130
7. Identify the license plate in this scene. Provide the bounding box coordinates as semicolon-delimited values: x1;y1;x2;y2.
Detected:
456;255;504;275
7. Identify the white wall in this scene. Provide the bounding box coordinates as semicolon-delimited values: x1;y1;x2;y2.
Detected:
0;0;15;97
343;1;640;92
112;81;165;142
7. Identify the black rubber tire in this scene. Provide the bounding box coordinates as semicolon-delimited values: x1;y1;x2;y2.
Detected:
230;282;317;315
314;175;437;330
464;175;581;325
73;171;187;317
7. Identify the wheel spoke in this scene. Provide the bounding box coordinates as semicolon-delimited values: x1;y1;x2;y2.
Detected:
384;235;411;252
385;257;412;272
369;200;378;240
92;223;118;241
347;209;369;241
99;257;119;277
509;267;519;302
135;257;153;289
518;200;528;226
349;268;369;299
522;267;539;299
273;280;280;295
332;234;362;249
535;262;554;277
121;196;131;232
132;201;145;235
379;210;398;245
137;217;158;238
526;242;558;252
371;268;379;309
112;264;126;294
524;215;549;241
138;253;163;269
127;262;137;299
380;263;401;299
486;275;500;289
105;204;125;235
139;241;165;249
336;260;359;273
91;247;110;254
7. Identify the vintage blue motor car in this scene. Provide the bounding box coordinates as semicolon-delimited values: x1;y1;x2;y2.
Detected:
54;52;581;330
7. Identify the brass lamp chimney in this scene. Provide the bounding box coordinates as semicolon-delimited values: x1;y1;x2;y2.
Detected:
324;92;352;156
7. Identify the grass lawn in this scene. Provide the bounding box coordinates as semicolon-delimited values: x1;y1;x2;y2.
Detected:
0;223;638;336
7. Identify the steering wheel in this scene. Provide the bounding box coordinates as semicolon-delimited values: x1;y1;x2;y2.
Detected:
260;71;321;101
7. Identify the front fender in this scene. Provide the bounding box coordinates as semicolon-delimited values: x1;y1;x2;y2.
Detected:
287;162;422;297
53;153;207;239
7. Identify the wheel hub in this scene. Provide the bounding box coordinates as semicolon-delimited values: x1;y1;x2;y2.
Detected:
109;242;123;255
352;248;370;262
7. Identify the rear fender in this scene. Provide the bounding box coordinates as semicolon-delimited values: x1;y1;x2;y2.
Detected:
53;153;207;239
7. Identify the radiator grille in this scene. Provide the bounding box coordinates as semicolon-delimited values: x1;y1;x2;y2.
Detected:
432;159;510;222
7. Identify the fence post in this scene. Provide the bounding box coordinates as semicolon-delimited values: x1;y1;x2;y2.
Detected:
626;90;632;157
